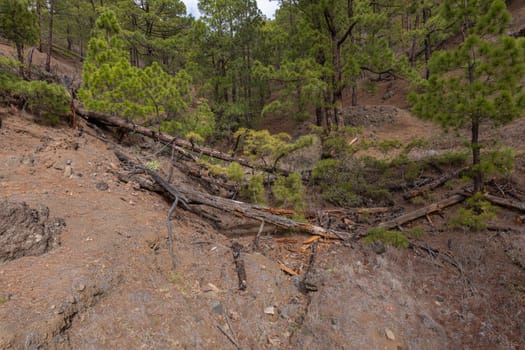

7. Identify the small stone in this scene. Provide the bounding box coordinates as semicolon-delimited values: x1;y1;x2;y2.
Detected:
76;284;86;292
212;302;223;315
96;182;109;191
372;241;386;255
385;328;395;341
264;306;275;315
203;283;220;293
435;295;444;302
64;165;72;177
67;295;76;304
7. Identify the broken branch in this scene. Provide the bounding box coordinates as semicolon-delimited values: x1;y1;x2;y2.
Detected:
379;194;466;229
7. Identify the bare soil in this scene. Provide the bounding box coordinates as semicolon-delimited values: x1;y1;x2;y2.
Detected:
2;5;525;348
1;102;525;349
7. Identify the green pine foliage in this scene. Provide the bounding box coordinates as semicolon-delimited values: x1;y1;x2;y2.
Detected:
242;174;266;205
450;192;496;231
234;128;314;169
272;172;305;211
409;0;525;191
79;10;194;130
0;0;38;75
364;228;410;249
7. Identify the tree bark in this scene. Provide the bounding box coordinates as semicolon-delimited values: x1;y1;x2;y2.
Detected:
403;169;465;200
15;44;25;78
379;194;466;229
45;0;54;73
471;116;482;192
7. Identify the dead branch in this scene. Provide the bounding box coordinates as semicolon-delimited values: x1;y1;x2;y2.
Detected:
409;241;463;274
403;169;464;200
114;151;352;241
231;242;247;291
302;241;319;292
483;193;525;213
216;324;242;350
166;198;179;270
379;194;466;229
253;220;264;250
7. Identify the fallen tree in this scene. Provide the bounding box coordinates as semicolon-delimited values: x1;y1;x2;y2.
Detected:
403;169;465;200
114;151;353;242
378;194;466;229
75;105;293;176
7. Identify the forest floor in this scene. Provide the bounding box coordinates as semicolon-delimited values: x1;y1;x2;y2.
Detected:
1;99;525;349
2;6;525;348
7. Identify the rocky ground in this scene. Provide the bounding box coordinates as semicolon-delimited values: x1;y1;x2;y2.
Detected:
1;106;525;349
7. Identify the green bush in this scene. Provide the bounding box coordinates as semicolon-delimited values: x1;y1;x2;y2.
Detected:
364;227;409;248
311;158;363;206
272;172;305;211
242;174;265;204
13;80;70;124
226;162;244;182
450;193;496;231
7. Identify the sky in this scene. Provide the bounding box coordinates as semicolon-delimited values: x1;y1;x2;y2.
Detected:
182;0;280;19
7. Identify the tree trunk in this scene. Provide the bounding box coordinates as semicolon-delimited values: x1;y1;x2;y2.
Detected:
15;44;25;78
36;0;43;52
471;116;482;192
45;0;54;73
315;107;324;127
423;7;432;79
351;86;357;106
74;106;294;177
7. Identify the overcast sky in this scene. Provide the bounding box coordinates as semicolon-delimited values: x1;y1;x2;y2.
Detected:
182;0;280;19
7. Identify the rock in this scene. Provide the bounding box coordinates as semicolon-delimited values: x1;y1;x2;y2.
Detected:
212;302;223;315
203;283;220;293
64;165;72;177
264;306;275;315
385;328;396;341
96;181;109;191
371;241;386;255
0;201;64;262
418;314;444;335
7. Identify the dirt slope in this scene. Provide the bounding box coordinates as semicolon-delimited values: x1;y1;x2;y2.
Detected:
1;105;525;349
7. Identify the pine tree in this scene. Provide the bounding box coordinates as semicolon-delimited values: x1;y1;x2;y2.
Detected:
0;0;38;77
79;10;192;126
409;0;525;192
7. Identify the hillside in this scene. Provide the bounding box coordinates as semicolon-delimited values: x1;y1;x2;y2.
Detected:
2;97;525;349
2;1;525;349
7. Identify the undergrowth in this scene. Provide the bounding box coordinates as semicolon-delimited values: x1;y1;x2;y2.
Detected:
364;227;426;249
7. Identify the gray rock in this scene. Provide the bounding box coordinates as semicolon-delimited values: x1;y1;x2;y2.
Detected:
96;181;109;191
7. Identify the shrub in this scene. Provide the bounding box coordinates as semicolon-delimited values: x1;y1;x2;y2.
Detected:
272;172;305;211
242;174;265;204
450;193;496;231
14;80;70;124
226;162;244;182
364;227;409;248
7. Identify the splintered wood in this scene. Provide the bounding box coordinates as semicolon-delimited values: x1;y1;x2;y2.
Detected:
231;242;247;291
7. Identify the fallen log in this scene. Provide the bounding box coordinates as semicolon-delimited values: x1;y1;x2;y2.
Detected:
114;151;352;242
403;169;464;200
483;194;525;212
379;194;466;229
76;105;292;176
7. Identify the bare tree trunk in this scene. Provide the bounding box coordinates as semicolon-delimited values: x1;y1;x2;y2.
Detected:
45;0;55;73
471;116;482;192
16;44;25;78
